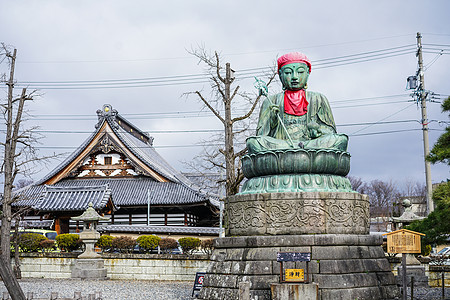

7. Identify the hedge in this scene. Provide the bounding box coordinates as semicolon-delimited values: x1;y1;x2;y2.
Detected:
95;235;115;252
17;233;48;252
111;236;136;253
136;235;161;253
56;234;81;252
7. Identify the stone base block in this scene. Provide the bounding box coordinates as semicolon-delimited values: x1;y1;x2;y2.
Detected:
71;259;108;280
226;192;369;236
271;283;319;300
197;234;399;300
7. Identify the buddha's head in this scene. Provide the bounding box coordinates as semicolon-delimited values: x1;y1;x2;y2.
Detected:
277;52;311;91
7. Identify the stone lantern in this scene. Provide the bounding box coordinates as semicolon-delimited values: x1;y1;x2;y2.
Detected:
392;199;425;231
391;199;428;287
71;202;109;259
71;202;109;279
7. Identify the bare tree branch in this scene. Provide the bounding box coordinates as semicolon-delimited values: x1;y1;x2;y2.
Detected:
185;48;275;196
194;91;225;124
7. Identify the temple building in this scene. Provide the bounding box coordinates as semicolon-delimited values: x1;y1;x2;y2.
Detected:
14;104;220;237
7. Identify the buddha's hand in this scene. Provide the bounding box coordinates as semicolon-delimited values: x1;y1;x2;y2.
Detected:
307;122;322;138
270;104;280;121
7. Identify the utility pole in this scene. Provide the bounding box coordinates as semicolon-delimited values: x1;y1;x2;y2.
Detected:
224;62;236;196
416;32;434;214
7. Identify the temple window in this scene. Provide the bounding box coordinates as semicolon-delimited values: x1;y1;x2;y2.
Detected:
104;156;112;165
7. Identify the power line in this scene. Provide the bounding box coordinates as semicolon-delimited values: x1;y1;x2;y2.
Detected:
7;45;419;90
350;103;417;135
24;93;415;121
235;46;416;73
0;119;433;135
349;128;422;137
16;34;415;65
29;126;443;151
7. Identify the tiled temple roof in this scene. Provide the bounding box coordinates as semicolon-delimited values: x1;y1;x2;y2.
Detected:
32;185;113;212
15;177;219;208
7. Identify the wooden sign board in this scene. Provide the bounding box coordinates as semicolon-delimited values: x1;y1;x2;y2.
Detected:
285;269;304;281
383;229;425;254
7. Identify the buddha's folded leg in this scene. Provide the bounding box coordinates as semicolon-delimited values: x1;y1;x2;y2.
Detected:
246;136;294;154
302;134;348;151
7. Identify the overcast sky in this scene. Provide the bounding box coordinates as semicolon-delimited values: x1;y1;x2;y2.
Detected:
1;1;449;190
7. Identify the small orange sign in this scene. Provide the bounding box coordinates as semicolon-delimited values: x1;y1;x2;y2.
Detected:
285;269;304;281
383;229;425;253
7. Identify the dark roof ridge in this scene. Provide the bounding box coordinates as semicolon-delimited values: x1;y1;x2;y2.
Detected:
44;184;110;191
116;113;151;141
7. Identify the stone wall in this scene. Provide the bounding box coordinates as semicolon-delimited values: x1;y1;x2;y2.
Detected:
198;234;400;300
14;253;209;281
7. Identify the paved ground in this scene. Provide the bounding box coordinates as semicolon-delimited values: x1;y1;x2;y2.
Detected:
0;279;449;299
1;279;194;300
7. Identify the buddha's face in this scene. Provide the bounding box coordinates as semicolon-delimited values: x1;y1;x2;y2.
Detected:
279;63;309;91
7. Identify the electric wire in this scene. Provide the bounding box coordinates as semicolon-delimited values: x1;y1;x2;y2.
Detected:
15;34;416;64
350;103;417;135
29;126;445;151
8;45;419;90
0;119;432;135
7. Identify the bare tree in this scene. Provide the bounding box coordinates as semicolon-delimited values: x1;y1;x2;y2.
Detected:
364;179;400;231
0;43;28;300
11;207;31;279
185;48;276;196
0;44;56;300
13;178;33;190
347;176;367;194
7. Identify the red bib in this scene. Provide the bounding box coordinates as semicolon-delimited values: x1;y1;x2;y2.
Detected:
284;90;308;116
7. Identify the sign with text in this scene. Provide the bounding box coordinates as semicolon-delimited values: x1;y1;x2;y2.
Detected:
277;252;311;283
285;269;304;281
383;229;425;253
277;252;311;262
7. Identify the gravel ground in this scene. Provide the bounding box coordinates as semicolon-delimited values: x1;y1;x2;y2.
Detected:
1;279;449;300
404;286;450;300
0;279;194;300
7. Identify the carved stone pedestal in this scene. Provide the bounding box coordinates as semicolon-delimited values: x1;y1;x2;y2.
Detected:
197;234;399;300
226;192;369;236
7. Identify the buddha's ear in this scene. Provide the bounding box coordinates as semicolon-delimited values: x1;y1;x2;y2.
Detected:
278;70;286;86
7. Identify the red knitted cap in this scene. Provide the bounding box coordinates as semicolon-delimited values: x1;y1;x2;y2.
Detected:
277;52;311;72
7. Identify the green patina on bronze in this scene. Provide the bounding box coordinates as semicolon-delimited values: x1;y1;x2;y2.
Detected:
243;54;352;194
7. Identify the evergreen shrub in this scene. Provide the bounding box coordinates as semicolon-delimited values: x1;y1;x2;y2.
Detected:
56;233;81;252
18;233;47;252
137;235;161;253
95;235;115;252
178;237;201;255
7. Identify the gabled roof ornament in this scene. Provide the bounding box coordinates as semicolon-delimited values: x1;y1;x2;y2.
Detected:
96;104;119;129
